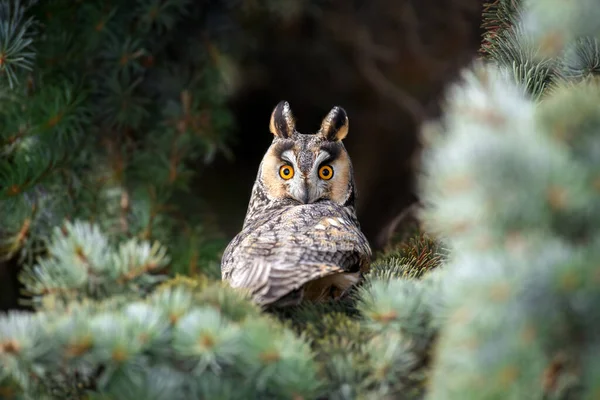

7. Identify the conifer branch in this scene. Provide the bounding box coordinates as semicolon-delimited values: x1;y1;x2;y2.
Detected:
0;0;38;89
417;2;600;391
1;261;322;399
17;220;169;310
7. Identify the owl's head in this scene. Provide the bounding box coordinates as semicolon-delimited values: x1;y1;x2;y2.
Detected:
256;101;356;207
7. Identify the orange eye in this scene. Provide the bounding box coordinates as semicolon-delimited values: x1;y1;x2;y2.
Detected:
279;165;294;180
318;165;334;180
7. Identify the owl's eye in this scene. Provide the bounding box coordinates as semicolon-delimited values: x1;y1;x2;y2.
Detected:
318;165;334;180
279;165;294;180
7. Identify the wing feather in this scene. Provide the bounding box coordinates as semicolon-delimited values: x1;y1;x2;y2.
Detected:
221;202;371;305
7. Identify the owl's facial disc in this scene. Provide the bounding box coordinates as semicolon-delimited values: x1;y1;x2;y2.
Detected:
269;144;350;205
260;101;354;207
278;149;326;204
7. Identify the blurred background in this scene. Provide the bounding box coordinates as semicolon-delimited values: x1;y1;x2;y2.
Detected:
0;0;484;310
198;0;483;246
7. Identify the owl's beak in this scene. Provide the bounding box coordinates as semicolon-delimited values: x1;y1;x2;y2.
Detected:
296;177;312;204
300;186;310;204
289;174;317;204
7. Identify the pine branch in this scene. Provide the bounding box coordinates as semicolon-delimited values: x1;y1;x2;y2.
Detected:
0;0;38;89
480;0;520;57
0;0;236;271
558;36;600;81
521;0;600;57
96;75;150;131
18;220;170;310
419;62;593;253
1;238;321;399
135;0;192;34
425;241;598;398
3;288;320;399
369;232;447;281
486;24;556;100
418;23;600;395
481;0;600;100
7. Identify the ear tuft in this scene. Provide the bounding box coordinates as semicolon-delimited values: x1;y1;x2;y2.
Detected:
319;106;349;141
269;101;296;139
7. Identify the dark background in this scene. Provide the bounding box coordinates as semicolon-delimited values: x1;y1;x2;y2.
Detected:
199;0;484;248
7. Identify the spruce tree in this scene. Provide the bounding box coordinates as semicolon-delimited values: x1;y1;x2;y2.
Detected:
419;0;600;397
1;0;600;399
0;0;236;276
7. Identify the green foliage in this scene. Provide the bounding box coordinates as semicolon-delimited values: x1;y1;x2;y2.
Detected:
369;232;447;281
0;221;322;400
420;63;595;252
480;0;600;101
416;0;600;395
2;0;600;398
19;220;169;310
0;0;236;274
480;0;520;63
0;218;448;399
521;0;600;55
263;235;446;400
0;0;38;88
558;37;600;80
1;1;452;398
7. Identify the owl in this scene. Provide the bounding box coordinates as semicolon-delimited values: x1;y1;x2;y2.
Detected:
221;101;372;307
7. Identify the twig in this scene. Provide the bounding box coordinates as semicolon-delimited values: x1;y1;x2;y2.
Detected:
356;54;427;124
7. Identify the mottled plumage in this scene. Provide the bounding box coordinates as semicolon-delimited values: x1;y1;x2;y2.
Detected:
221;101;371;307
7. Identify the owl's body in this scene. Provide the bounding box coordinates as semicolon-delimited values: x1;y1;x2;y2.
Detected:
221;101;371;307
